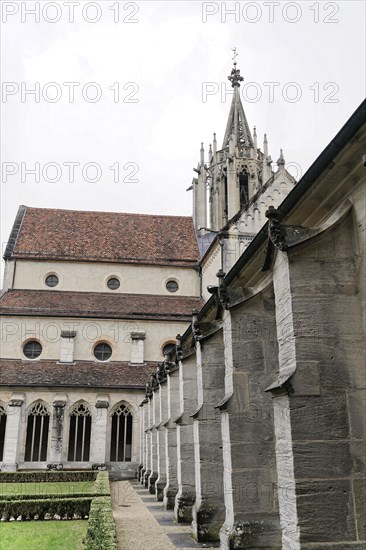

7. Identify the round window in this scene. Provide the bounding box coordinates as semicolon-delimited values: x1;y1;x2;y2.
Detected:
23;340;42;359
94;342;112;361
166;280;178;293
45;274;59;288
163;342;175;357
107;277;120;290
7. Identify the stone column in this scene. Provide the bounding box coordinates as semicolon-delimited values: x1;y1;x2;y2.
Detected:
2;394;25;471
163;365;179;509
219;291;281;549
156;380;168;500
139;398;148;482
142;397;152;487
48;394;67;466
90;395;109;465
148;390;159;493
174;354;197;523
191;331;226;543
269;212;366;549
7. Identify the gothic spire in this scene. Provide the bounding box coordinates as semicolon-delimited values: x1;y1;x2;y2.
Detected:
222;52;253;149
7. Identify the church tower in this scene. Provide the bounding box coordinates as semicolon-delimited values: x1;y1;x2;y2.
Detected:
192;56;278;233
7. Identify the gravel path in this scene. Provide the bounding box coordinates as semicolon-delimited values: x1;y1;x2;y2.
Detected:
111;481;218;550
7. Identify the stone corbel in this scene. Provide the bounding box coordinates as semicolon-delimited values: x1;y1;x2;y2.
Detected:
266;206;319;252
9;392;25;407
263;201;353;271
176;334;183;361
192;309;202;341
61;331;76;339
208;270;247;314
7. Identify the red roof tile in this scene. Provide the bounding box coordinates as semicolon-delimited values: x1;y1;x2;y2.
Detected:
5;206;200;266
0;290;202;321
0;359;156;389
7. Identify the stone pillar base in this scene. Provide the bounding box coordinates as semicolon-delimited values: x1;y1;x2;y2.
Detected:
192;502;224;542
163;484;178;510
174;491;196;523
219;517;282;549
139;467;146;484
137;464;143;481
142;469;150;487
155;477;166;501
148;472;158;494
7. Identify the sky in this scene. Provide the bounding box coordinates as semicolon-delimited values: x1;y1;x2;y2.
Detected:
1;0;365;282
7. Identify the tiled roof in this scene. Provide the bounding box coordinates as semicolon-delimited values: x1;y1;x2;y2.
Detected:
0;290;202;321
0;359;156;389
5;206;200;266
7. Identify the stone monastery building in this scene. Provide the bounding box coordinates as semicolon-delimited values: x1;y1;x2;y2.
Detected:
0;63;365;549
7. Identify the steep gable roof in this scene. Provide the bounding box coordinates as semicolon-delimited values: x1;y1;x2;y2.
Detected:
4;207;200;266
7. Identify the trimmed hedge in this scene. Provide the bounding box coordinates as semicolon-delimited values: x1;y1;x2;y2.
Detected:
0;471;97;483
93;472;110;496
84;496;116;550
0;492;96;502
0;497;92;520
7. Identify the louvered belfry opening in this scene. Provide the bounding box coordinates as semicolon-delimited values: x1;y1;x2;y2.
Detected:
110;403;133;462
67;402;92;461
24;402;50;461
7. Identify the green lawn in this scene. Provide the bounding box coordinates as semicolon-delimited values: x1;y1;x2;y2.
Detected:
0;521;87;550
0;481;95;497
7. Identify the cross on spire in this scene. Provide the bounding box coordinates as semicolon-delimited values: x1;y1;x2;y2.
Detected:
228;47;243;88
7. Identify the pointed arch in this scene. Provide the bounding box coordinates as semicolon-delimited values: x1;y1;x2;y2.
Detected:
68;401;92;462
24;400;50;461
110;401;133;462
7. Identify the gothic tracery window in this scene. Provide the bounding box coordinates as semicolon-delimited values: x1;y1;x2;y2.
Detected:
68;402;92;462
110;403;133;462
24;401;50;461
0;405;7;461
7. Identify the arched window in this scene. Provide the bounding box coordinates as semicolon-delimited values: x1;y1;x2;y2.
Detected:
110;403;133;462
24;402;50;461
68;402;92;462
0;404;7;461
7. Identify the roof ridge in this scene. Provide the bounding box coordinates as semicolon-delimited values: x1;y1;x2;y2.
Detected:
24;205;193;220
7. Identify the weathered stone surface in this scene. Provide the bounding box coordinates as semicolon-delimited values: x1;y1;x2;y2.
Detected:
296;480;356;543
289;396;350;440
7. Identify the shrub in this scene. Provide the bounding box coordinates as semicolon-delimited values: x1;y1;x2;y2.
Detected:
0;497;92;520
0;471;97;483
84;497;116;550
0;493;95;502
93;472;110;496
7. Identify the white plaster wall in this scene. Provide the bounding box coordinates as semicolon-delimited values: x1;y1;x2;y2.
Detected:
0;315;188;362
12;260;200;297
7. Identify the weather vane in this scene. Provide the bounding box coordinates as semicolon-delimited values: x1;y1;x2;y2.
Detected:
232;47;238;66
